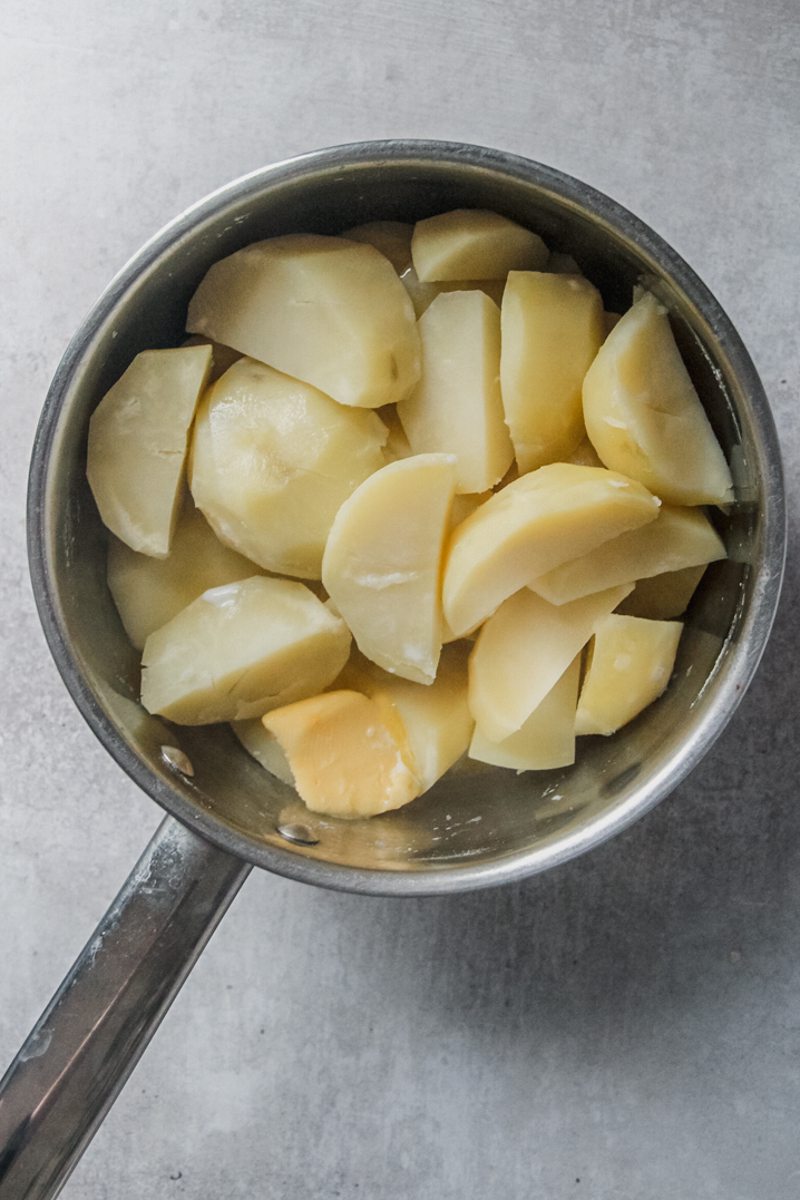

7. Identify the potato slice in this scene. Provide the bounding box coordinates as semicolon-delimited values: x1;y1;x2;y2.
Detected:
469;584;631;743
575;614;683;735
140;576;351;725
530;505;725;605
87;345;212;556
186;233;420;409
322;453;456;684
231;719;294;785
397;291;513;493
411;209;547;282
189;357;387;578
582;292;733;505
442;463;660;639
469;656;580;771
262;690;420;818
501;271;605;471
617;564;707;621
107;504;263;650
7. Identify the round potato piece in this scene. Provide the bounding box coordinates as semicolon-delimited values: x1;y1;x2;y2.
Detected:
411;209;548;282
190;358;388;578
575;614;683;736
140;576;351;725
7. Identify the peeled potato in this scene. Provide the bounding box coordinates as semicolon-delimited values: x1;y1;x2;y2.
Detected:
186;234;420;409
189;357;387;578
443;463;660;639
530;505;725;605
140;576;351;725
87;345;212;557
322;453;456;684
342;221;414;272
501;271;605;471
262;690;420;818
576;614;683;735
107;504;263;650
231;719;294;785
411;209;548;282
469;656;580;771
617;564;707;621
468;584;631;743
401;270;506;318
397;291;513;493
582;292;733;505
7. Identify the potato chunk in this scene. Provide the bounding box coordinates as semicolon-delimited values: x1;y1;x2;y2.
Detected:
186;234;420;409
411;209;547;282
397;292;513;493
617;564;707;620
501;271;605;471
189;358;387;578
530;505;725;605
322;454;456;684
469;656;580;771
107;504;262;650
575;614;683;735
140;576;351;724
262;690;420;818
87;345;212;556
442;463;660;639
231;719;294;785
468;584;631;743
582;293;733;505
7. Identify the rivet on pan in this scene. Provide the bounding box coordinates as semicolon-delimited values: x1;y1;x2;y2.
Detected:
276;822;319;846
160;745;195;778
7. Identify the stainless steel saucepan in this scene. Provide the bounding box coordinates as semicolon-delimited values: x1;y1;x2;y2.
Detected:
0;141;785;1198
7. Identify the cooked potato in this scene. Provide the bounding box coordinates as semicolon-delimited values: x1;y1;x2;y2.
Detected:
501;271;605;471
401;270;506;318
231;719;294;785
443;463;660;639
186;234;420;409
107;504;263;650
140;576;351;725
469;656;580;771
398;291;513;493
87;345;212;556
468;584;631;743
617;564;707;620
342;220;414;272
262;690;420;818
530;505;725;605
582;292;734;505
411;209;548;282
575;614;683;735
322;454;456;684
189;357;387;578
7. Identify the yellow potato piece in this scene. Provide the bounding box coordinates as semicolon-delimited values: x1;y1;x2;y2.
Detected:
617;564;707;621
530;505;725;605
107;504;263;651
140;576;351;725
501;271;605;471
262;690;420;818
322;453;456;684
469;584;631;743
582;292;734;505
469;656;580;771
231;719;294;785
342;221;414;272
398;291;513;493
442;463;660;639
401;270;506;318
411;209;548;282
576;614;683;736
189;357;387;578
186;233;420;409
87;345;212;557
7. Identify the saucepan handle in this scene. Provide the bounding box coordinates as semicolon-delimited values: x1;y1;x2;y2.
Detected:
0;815;250;1199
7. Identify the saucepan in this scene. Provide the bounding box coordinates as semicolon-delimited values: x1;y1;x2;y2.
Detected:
0;140;785;1198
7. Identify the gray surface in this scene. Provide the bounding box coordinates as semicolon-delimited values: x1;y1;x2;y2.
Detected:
1;1;798;1196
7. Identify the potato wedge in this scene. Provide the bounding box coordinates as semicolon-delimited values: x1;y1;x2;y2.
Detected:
87;345;212;556
617;564;707;620
322;453;456;684
398;291;513;493
469;656;580;771
231;719;294;785
189;358;387;578
411;209;547;282
140;576;351;725
575;614;683;735
186;233;420;409
582;292;733;505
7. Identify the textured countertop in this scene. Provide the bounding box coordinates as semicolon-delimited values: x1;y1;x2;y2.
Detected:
1;2;798;1197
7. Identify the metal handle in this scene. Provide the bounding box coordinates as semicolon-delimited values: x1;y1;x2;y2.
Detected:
0;816;251;1199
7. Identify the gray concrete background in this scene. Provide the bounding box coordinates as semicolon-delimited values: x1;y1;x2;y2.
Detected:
1;2;798;1197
